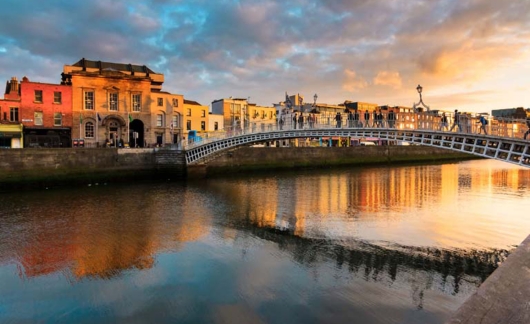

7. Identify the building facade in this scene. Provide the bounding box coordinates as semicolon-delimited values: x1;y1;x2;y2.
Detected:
0;77;23;148
19;77;73;147
183;99;209;142
149;91;183;147
63;59;164;147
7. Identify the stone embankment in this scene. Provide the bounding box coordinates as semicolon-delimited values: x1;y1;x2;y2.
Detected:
447;234;530;324
0;146;473;190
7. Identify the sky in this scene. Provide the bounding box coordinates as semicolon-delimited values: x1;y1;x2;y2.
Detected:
0;0;529;113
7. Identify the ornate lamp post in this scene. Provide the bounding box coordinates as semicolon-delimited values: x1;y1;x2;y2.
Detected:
313;93;318;112
413;84;430;112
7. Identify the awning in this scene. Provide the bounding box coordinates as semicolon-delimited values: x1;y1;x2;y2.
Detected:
0;132;22;138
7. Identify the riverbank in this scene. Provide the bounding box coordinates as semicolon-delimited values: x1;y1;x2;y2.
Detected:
190;145;476;178
0;146;475;190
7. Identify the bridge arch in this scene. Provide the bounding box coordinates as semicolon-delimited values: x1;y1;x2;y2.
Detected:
185;128;530;168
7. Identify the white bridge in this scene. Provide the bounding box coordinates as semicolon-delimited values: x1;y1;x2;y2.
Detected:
184;114;530;168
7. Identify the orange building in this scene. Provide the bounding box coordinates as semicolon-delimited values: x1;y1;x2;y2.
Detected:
63;58;165;147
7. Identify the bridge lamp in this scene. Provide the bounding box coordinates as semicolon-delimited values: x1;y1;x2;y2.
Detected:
416;84;422;94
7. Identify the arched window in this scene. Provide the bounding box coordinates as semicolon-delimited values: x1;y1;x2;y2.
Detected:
85;122;94;138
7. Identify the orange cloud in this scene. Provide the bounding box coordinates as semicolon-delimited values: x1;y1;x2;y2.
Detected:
343;69;368;92
373;71;402;89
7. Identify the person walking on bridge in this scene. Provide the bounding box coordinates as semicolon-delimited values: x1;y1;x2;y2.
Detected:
439;112;449;131
477;115;488;135
335;112;342;128
450;110;461;132
364;110;371;127
524;116;530;140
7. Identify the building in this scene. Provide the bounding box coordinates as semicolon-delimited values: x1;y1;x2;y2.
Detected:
211;97;249;130
149;91;183;147
208;113;224;133
0;77;23;148
183;99;209;142
491;107;528;119
19;76;73;147
63;58;164;147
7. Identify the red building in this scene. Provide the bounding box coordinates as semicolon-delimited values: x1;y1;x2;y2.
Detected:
19;76;73;147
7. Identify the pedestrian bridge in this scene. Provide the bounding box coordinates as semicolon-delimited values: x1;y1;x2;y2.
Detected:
184;117;530;168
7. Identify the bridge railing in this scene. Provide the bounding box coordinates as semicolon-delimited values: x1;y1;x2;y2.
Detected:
184;111;529;149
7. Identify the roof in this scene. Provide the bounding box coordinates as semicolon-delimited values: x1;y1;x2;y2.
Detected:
71;58;158;74
184;99;202;106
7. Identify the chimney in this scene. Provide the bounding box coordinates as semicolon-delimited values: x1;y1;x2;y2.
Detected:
9;77;18;94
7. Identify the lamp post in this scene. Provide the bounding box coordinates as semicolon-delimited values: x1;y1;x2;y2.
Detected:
313;93;318;112
413;84;430;112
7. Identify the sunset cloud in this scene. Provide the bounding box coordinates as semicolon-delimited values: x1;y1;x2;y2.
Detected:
0;0;528;112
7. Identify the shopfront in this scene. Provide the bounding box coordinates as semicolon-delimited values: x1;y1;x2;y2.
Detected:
0;123;23;148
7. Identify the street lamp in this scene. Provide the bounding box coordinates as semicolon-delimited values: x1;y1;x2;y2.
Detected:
416;84;423;101
413;84;429;112
313;93;317;106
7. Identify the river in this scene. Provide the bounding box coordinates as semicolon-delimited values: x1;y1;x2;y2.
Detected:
0;159;529;324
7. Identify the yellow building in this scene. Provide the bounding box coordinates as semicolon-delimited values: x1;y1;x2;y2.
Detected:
183;99;209;142
211;97;276;131
149;91;183;147
63;58;165;148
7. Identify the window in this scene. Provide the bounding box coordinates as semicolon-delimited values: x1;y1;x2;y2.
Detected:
54;112;62;126
157;98;163;106
172;98;179;107
10;107;19;122
109;93;118;111
54;91;62;104
156;114;163;127
132;93;141;112
34;90;43;103
85;122;94;138
172;115;178;128
187;108;191;116
34;112;43;126
201;121;206;131
214;122;218;131
201;110;206;117
186;120;191;130
84;91;94;110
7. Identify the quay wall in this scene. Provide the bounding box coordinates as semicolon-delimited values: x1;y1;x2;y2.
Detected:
0;148;186;190
0;146;473;189
190;146;475;177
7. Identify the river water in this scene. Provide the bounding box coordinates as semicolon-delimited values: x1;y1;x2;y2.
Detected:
0;159;529;324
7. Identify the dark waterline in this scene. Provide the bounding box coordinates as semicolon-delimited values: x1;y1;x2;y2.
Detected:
0;159;529;323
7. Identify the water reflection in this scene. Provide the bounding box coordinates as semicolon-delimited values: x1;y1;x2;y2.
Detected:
0;160;528;323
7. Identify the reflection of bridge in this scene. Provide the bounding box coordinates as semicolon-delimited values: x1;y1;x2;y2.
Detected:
240;223;508;299
185;114;530;167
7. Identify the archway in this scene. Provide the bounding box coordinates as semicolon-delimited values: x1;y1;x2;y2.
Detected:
129;119;145;148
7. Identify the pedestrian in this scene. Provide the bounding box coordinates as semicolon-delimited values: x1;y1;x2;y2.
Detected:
298;113;304;129
354;110;360;127
364;110;370;127
279;117;284;130
292;113;297;129
525;117;530;140
377;110;384;127
439;112;448;131
477;115;488;135
335;112;342;128
388;110;395;128
348;110;354;128
450;109;461;132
